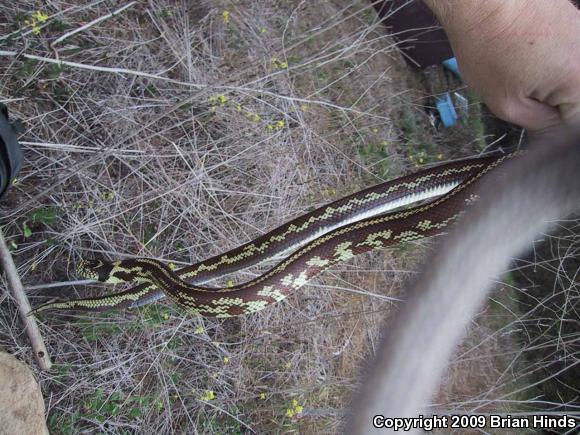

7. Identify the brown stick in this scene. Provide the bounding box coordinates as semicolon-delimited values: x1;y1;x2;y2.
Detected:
0;227;51;371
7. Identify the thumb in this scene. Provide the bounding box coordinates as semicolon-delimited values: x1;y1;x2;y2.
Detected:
491;97;562;133
560;101;580;126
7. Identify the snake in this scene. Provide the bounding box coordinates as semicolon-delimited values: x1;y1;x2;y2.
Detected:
30;152;518;317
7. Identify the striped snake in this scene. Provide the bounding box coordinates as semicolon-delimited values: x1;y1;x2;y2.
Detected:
30;152;518;318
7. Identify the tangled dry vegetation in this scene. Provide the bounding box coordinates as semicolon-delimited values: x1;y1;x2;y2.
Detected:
0;1;578;433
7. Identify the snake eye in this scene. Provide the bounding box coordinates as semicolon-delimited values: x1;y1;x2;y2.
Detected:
77;259;110;281
77;259;94;278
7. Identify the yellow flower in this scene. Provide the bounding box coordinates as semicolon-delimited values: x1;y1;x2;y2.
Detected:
222;10;230;24
194;326;205;334
223;356;229;364
218;95;228;105
286;408;295;418
33;11;49;23
275;120;285;129
259;393;266;400
101;191;115;201
289;399;304;415
227;279;234;288
27;11;49;35
372;128;379;133
260;27;267;33
437;153;444;160
163;313;170;320
200;390;215;401
271;58;288;69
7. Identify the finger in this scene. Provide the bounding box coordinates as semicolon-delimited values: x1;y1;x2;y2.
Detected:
490;97;562;132
560;102;580;126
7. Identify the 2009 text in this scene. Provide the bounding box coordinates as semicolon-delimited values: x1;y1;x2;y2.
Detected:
371;414;576;431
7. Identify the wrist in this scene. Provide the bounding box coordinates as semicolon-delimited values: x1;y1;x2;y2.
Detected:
423;0;526;36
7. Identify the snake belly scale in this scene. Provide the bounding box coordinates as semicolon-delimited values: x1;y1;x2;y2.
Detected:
30;153;515;317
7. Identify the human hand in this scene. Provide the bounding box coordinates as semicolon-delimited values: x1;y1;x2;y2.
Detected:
425;0;580;133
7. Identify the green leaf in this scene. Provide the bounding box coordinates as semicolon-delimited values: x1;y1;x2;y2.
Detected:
19;58;38;76
129;407;142;418
30;207;61;225
22;222;32;238
47;64;66;79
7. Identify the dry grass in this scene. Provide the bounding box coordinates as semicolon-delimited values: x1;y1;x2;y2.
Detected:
0;1;578;433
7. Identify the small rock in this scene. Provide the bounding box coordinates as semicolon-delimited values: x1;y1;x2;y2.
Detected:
0;352;48;435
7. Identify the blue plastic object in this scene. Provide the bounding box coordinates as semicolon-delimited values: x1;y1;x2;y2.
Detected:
435;93;458;128
442;57;461;79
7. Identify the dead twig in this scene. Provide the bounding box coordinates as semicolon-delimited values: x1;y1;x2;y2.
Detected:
0;227;51;371
51;1;138;49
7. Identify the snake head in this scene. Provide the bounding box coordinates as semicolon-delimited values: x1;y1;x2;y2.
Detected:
77;259;116;282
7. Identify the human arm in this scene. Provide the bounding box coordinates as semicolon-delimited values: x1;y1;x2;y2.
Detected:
423;0;580;132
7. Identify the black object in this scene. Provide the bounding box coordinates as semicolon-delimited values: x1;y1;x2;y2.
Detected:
0;103;23;199
373;0;454;68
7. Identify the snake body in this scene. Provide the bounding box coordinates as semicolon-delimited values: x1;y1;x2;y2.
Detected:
31;153;515;317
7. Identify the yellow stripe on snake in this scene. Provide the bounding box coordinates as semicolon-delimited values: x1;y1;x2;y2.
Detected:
30;152;519;318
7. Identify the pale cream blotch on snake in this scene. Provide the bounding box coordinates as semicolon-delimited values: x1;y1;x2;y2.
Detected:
30;153;519;317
